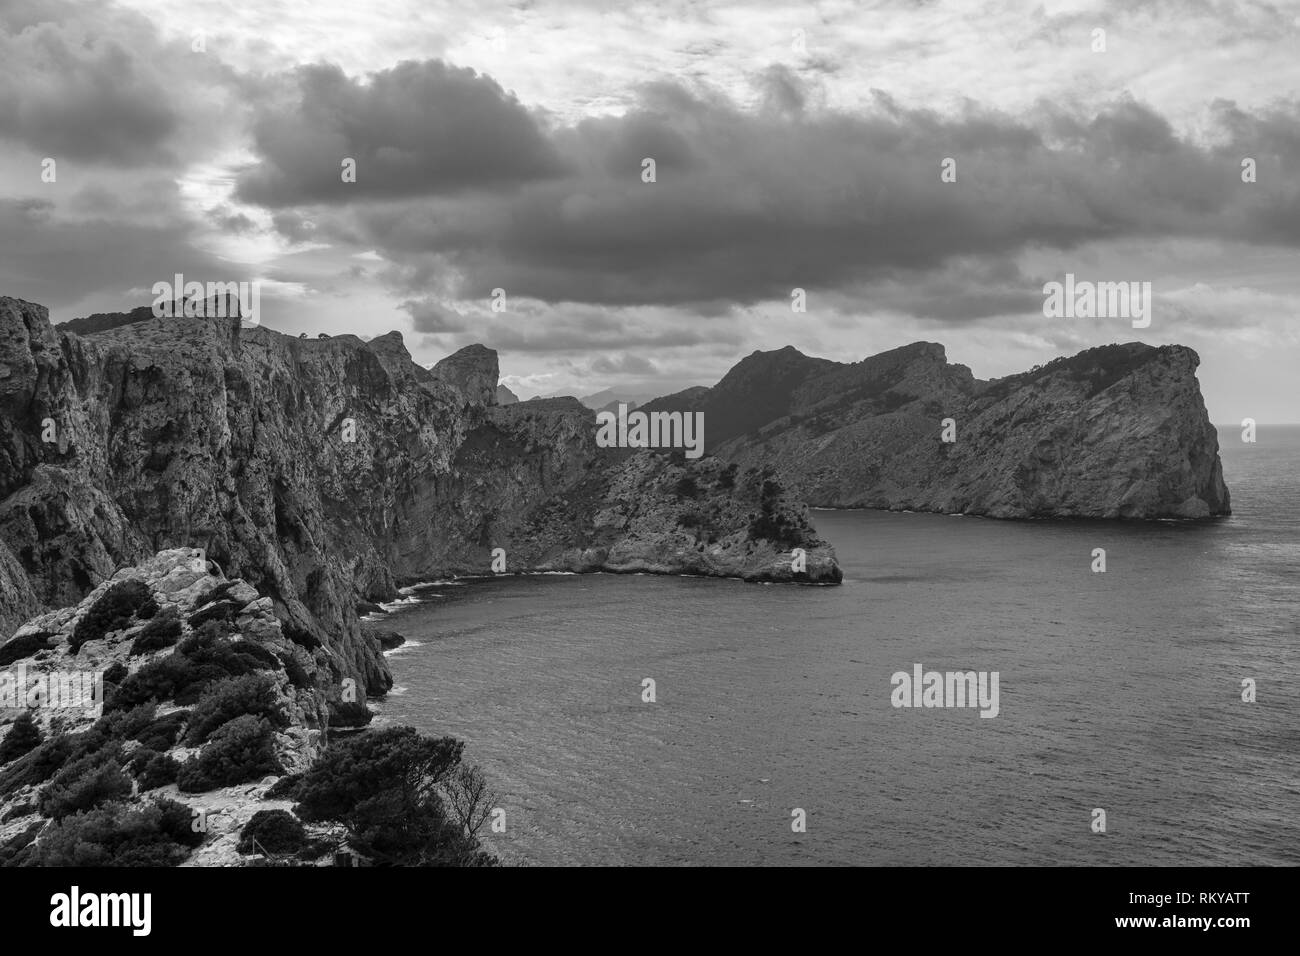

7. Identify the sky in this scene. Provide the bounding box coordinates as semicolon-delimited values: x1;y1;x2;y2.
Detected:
1;0;1298;421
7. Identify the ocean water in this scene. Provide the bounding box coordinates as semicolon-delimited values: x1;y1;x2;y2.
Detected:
376;425;1300;865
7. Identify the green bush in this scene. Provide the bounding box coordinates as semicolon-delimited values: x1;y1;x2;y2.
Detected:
32;798;202;866
674;474;699;498
0;632;54;666
184;674;286;745
38;748;133;820
237;809;307;855
69;579;155;653
130;607;182;655
176;715;282;793
0;711;42;765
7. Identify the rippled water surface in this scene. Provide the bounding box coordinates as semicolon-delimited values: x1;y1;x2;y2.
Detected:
377;426;1300;865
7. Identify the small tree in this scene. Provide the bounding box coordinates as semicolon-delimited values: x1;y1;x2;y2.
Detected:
0;712;42;765
442;764;498;837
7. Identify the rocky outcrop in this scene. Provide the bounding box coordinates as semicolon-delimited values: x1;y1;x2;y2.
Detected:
495;384;519;405
0;296;840;668
0;548;337;865
430;343;499;408
644;341;1230;520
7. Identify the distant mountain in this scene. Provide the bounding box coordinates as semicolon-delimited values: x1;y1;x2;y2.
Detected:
642;346;838;445
575;388;660;410
643;341;1229;520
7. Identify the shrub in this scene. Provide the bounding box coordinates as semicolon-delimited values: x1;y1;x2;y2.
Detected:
747;511;806;549
102;661;129;686
674;474;699;498
178;623;280;673
277;652;312;690
0;712;42;765
294;727;462;824
237;809;306;855
108;624;279;712
192;580;240;609
265;772;301;801
69;579;154;653
0;820;43;867
281;621;321;651
32;798;202;866
130;607;182;655
38;748;133;820
717;463;738;490
130;710;188;751
184;674;286;745
746;476;807;549
292;726;496;866
328;700;372;730
136;594;160;620
187;601;240;629
0;632;54;666
91;703;158;744
128;749;179;791
176;715;282;793
0;735;73;797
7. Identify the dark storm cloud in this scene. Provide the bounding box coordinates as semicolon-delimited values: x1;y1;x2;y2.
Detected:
0;0;248;170
0;24;177;165
247;60;1300;314
233;61;570;206
400;299;467;334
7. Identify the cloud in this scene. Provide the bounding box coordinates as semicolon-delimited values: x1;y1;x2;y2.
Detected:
0;0;242;169
249;64;1300;312
0;196;232;312
233;60;569;206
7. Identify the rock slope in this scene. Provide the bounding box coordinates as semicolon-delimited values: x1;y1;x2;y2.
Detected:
0;549;331;865
643;341;1230;520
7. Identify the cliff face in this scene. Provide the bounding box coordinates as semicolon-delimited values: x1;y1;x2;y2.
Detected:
0;298;840;674
646;341;1230;520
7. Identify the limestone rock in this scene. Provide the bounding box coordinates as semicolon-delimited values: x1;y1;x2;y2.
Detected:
645;341;1230;520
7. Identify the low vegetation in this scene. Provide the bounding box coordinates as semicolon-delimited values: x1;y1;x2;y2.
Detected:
69;579;156;653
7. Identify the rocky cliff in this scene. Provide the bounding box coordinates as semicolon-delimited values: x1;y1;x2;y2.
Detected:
0;549;338;865
0;297;841;679
644;341;1230;520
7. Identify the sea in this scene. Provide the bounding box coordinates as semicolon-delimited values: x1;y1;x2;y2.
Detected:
374;425;1300;865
